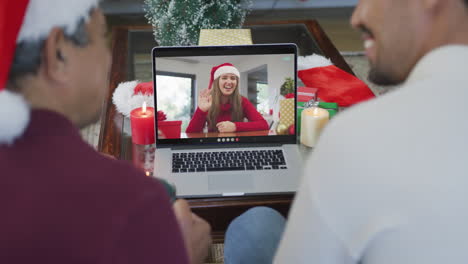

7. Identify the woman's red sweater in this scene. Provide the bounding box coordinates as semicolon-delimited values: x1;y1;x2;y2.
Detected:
186;97;269;133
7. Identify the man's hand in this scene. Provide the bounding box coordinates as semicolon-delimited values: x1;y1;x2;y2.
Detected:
198;88;212;112
216;121;236;133
173;199;212;264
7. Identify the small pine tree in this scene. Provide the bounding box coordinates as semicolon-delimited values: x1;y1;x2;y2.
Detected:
280;77;295;96
144;0;252;46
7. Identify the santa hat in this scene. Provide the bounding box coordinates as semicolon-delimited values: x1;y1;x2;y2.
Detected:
208;63;240;89
0;0;99;145
298;54;375;107
113;81;155;117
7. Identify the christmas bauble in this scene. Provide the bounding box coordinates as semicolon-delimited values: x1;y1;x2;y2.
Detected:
288;124;295;135
276;123;289;135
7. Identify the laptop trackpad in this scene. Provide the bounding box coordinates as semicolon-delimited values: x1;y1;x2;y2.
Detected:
208;173;254;192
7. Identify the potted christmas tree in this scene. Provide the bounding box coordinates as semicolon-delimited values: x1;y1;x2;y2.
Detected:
144;0;252;46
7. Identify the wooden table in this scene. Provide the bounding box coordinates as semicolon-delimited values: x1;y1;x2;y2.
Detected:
98;20;353;242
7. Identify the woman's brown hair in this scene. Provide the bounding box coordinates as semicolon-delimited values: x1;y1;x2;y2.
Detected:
207;76;243;131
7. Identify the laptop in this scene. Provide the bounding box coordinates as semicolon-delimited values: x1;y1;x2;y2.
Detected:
153;44;302;198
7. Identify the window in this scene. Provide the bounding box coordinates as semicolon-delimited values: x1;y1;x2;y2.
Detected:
155;71;195;132
256;82;269;115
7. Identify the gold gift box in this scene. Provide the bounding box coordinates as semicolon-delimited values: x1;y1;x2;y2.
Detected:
199;29;253;46
279;98;295;127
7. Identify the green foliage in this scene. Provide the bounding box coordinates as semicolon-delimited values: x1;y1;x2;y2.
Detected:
144;0;252;46
280;77;295;96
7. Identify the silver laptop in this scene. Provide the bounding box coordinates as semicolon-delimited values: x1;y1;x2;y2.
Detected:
153;44;302;198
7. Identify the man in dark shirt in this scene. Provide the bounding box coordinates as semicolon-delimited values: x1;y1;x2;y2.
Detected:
0;1;211;263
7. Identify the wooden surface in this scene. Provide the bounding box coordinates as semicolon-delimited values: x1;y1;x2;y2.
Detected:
98;27;127;159
99;20;353;239
245;20;354;75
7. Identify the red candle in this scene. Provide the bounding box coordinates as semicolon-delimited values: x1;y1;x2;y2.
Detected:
130;102;155;145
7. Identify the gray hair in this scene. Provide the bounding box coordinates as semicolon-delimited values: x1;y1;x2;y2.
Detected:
8;15;90;89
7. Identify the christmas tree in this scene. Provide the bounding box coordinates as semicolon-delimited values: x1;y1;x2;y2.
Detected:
144;0;252;46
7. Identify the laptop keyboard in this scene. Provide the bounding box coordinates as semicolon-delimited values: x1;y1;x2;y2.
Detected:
172;149;287;173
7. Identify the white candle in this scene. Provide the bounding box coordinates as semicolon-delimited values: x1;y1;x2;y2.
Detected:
300;107;329;147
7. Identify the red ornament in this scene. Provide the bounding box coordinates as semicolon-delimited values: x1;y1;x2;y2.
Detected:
288;124;295;135
157;110;167;121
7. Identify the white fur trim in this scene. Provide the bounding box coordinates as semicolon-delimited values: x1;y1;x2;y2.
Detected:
0;90;30;145
298;54;333;70
112;81;155;117
214;66;240;80
112;80;139;118
17;0;100;43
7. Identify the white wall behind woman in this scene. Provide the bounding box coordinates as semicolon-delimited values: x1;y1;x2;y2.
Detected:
234;54;295;120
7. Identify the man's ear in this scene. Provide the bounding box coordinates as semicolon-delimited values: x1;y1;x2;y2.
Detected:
42;27;70;84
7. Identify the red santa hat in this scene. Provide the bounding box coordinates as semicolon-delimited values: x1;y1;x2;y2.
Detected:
208;63;240;89
0;0;100;145
298;54;375;107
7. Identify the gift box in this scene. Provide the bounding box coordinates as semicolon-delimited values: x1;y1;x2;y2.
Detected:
199;29;253;46
297;101;338;133
297;86;318;102
279;98;295;127
158;120;182;139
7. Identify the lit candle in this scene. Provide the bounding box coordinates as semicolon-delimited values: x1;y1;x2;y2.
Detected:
130;102;155;145
300;107;329;147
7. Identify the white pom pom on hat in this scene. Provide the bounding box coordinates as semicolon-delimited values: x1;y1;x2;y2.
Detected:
0;0;99;145
0;90;30;145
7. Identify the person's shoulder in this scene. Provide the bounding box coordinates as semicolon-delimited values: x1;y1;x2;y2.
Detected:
240;96;253;105
321;87;408;144
66;149;168;203
90;155;160;189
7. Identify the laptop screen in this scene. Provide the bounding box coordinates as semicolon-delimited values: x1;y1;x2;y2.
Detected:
153;44;297;146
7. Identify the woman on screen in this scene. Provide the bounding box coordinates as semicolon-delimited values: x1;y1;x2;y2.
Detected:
186;63;269;133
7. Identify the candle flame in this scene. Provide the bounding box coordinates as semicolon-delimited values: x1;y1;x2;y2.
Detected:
142;101;147;113
145;171;150;177
313;107;320;116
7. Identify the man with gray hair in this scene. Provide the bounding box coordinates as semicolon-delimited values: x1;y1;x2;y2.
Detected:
0;1;211;263
224;0;468;263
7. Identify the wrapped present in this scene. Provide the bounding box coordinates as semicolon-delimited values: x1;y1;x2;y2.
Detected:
279;98;295;127
297;86;318;102
298;101;338;133
199;29;253;46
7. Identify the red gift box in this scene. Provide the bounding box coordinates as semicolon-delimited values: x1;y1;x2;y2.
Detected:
158;120;182;139
297;86;318;102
